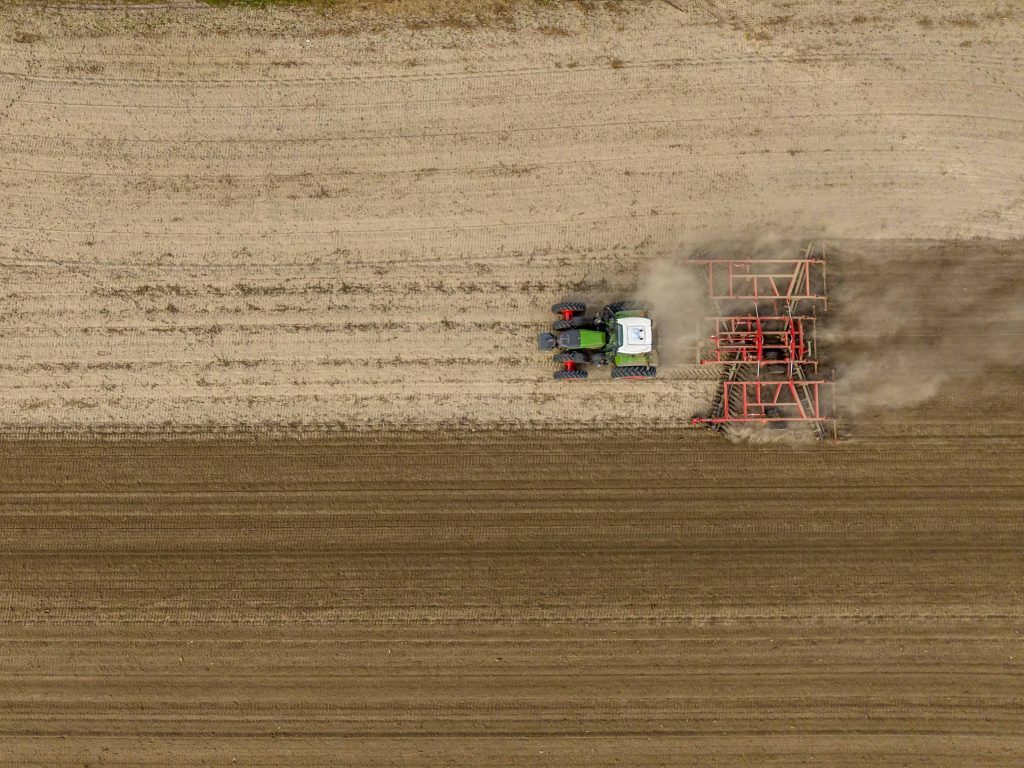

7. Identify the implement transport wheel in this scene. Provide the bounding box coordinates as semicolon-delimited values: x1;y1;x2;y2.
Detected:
554;369;588;381
551;301;586;316
612;366;657;380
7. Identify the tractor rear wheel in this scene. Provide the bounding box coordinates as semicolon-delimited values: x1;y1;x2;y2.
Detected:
612;366;656;380
554;369;588;381
551;301;586;316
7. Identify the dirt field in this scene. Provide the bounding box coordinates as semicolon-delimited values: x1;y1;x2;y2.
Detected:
2;431;1023;765
1;1;1023;765
2;0;1022;430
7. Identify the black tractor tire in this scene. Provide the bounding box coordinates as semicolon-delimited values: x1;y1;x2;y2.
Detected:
612;365;657;380
607;299;645;313
551;301;586;316
552;318;574;331
554;369;588;381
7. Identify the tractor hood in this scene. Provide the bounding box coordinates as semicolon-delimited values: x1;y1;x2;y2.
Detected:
616;317;653;355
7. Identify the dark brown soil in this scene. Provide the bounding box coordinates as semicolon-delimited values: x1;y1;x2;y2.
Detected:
1;430;1021;765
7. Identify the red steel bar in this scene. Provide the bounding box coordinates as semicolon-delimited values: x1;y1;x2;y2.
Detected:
690;258;828;307
699;315;817;367
692;380;834;425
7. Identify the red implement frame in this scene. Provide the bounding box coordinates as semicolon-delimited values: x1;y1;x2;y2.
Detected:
689;244;836;439
699;315;816;369
693;379;833;425
692;256;828;309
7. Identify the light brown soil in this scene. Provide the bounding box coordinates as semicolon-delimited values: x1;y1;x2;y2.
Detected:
1;1;1022;430
1;431;1022;765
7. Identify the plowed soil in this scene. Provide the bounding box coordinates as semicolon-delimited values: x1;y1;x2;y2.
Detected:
2;431;1023;766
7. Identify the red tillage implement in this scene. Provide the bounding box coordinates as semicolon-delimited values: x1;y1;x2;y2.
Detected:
695;256;828;309
710;379;831;425
699;315;817;370
690;246;836;439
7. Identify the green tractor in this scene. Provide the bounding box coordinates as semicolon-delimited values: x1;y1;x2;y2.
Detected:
537;301;657;381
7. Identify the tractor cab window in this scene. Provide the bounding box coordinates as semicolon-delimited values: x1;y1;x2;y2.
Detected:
615;322;623;348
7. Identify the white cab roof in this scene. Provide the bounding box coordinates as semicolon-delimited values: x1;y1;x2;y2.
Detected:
617;317;653;355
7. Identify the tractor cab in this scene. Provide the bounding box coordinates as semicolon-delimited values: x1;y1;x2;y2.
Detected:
615;316;653;355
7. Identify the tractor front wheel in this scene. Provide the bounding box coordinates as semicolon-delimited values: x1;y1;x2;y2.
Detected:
554;369;588;381
612;366;656;380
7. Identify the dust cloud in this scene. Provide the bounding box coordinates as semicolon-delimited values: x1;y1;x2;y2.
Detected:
636;256;713;368
722;422;819;445
825;242;1024;415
